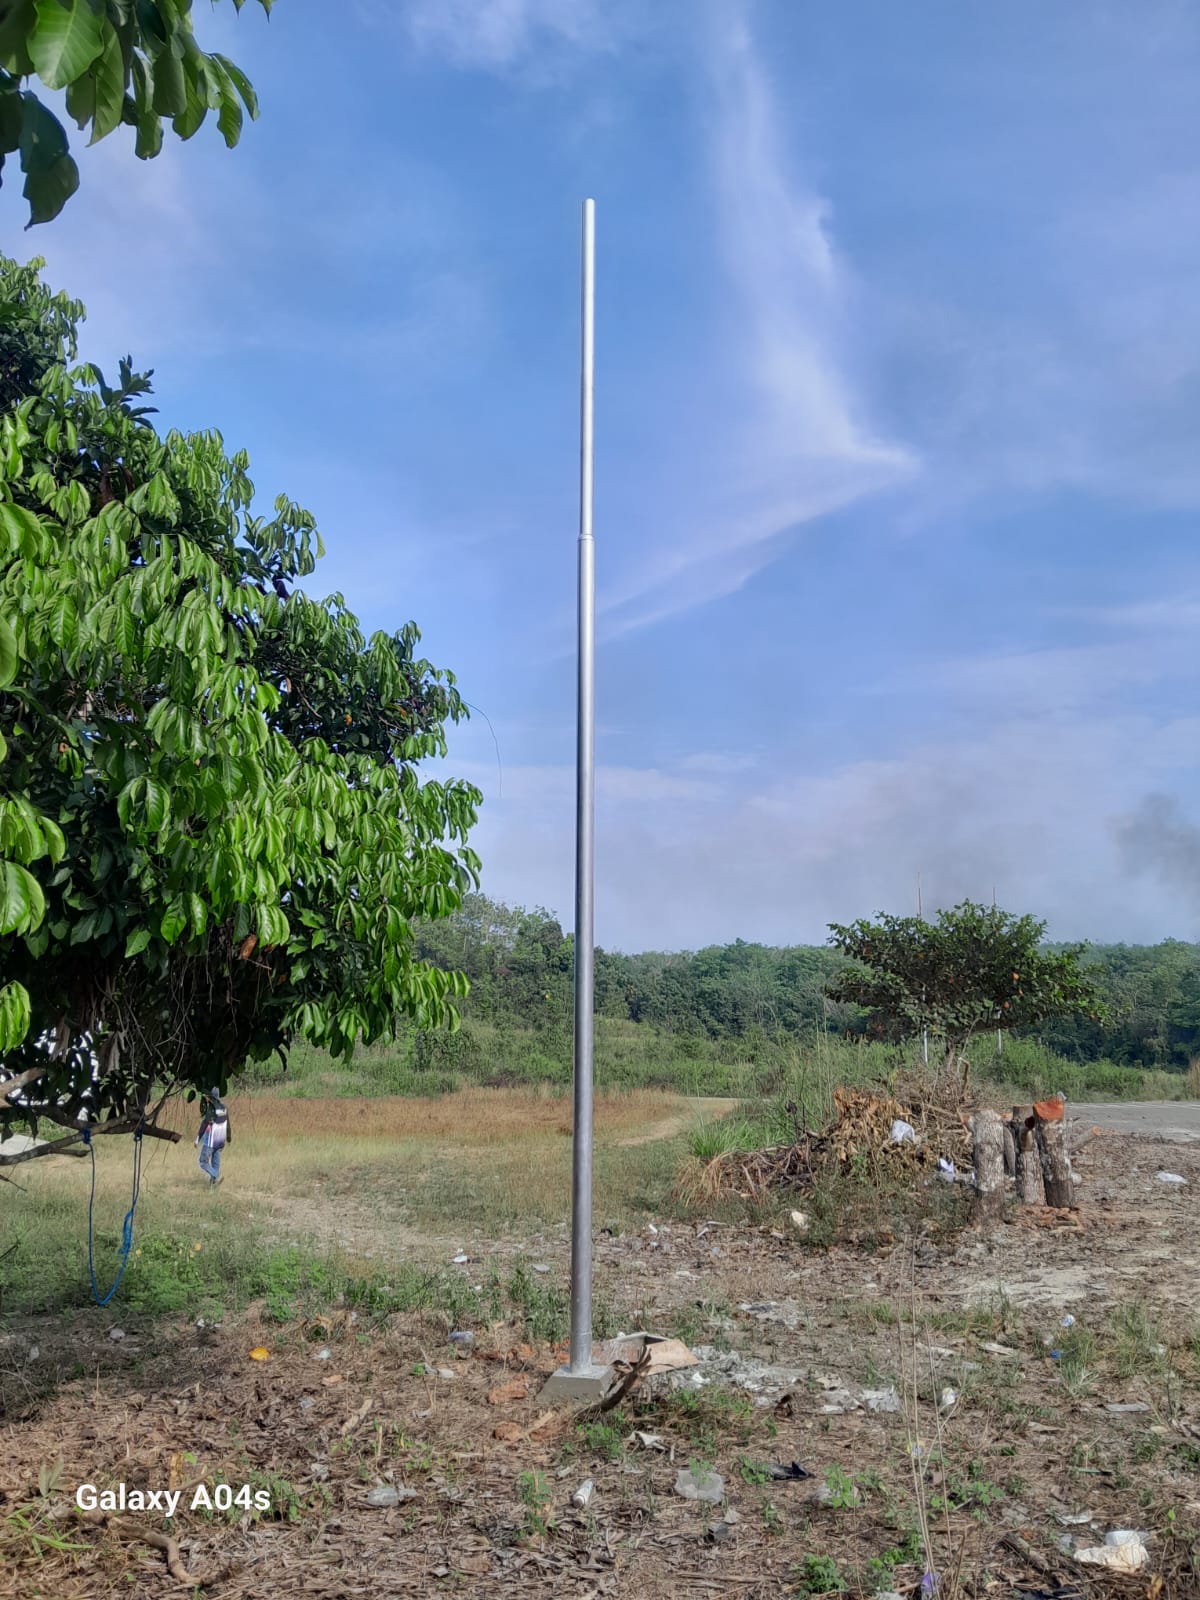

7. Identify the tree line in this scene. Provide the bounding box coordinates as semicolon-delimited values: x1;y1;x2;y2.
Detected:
414;894;1200;1073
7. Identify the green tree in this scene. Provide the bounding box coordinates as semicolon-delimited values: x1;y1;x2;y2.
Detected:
1;0;272;228
0;253;480;1157
826;900;1104;1077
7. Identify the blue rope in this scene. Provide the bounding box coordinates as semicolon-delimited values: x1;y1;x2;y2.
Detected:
84;1122;144;1308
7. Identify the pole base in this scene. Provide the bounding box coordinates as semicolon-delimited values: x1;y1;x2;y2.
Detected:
539;1362;617;1403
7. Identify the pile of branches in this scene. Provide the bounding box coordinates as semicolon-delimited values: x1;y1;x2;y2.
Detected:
679;1085;974;1206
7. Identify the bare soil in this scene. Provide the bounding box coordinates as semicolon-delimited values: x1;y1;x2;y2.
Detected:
1;1126;1198;1598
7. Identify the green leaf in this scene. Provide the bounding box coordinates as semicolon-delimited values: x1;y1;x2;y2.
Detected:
0;2;38;69
125;926;152;958
150;37;184;117
212;51;257;119
0;859;45;935
88;26;126;143
18;93;79;224
160;898;186;944
0;980;32;1052
28;0;104;92
0;614;16;688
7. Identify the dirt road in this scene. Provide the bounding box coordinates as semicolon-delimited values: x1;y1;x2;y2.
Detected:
1072;1099;1200;1142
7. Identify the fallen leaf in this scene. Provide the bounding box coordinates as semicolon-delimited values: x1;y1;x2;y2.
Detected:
487;1377;529;1405
248;1347;270;1362
321;1374;346;1386
493;1422;523;1442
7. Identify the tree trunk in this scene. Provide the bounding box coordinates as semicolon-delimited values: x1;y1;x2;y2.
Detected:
1016;1126;1045;1205
1002;1123;1016;1178
1034;1100;1073;1207
971;1110;1008;1224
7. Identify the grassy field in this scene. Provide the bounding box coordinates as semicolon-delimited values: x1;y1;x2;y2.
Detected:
0;1088;717;1325
242;1019;1196;1105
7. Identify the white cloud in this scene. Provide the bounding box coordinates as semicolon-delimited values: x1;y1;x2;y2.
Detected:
447;699;1200;951
596;5;915;636
400;0;617;71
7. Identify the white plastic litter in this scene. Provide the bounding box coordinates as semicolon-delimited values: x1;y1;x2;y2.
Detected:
1156;1171;1187;1185
1060;1314;1076;1329
573;1479;595;1509
366;1484;418;1508
890;1120;917;1144
1075;1534;1148;1573
862;1386;901;1413
938;1388;957;1412
937;1158;956;1181
674;1468;725;1504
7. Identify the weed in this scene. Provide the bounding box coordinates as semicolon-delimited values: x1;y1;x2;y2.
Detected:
739;1456;771;1487
507;1260;568;1344
794;1552;847;1594
821;1465;860;1510
517;1470;553;1539
576;1420;625;1463
1108;1301;1166;1379
761;1499;783;1534
1056;1324;1098;1398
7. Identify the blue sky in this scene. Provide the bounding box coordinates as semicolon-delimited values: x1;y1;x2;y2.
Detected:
11;0;1200;950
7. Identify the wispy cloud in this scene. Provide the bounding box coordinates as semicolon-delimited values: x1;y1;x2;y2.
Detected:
597;4;915;635
446;701;1200;950
399;0;619;72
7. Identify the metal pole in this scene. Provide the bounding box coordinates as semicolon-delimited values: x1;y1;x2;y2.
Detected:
993;885;1002;1055
569;198;596;1376
918;872;928;1067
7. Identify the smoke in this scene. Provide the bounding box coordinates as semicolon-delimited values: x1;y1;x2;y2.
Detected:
1116;794;1200;902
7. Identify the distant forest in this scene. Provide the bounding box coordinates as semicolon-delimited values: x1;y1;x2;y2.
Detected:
415;895;1200;1073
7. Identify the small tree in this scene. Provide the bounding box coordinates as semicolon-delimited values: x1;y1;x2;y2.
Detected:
1;0;272;227
0;253;480;1157
826;900;1103;1079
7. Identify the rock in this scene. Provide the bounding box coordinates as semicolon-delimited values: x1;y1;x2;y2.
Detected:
109;1327;125;1342
674;1468;725;1504
790;1210;810;1233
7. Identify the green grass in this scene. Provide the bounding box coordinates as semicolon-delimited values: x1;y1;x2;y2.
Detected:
237;1020;1191;1106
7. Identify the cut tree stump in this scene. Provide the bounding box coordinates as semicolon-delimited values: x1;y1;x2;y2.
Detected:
1002;1123;1016;1178
971;1109;1008;1223
1016;1125;1045;1205
1033;1098;1073;1207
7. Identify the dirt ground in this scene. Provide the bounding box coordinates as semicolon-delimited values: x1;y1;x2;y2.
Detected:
1;1121;1198;1599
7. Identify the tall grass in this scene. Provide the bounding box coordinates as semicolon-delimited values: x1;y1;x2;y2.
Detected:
241;1021;1188;1106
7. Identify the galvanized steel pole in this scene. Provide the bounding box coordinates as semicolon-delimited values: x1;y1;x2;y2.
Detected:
569;199;597;1375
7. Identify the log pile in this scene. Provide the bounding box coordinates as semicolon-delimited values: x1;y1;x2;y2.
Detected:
970;1095;1076;1219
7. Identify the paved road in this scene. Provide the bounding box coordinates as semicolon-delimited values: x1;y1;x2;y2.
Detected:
1071;1100;1200;1143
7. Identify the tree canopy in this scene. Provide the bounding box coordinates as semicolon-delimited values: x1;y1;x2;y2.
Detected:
0;252;480;1156
1;0;272;228
826;900;1104;1070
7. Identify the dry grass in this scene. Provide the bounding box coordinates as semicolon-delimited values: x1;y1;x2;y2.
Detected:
14;1089;712;1251
159;1086;688;1146
1190;1056;1200;1099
